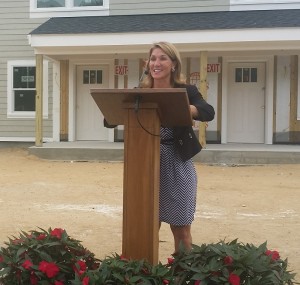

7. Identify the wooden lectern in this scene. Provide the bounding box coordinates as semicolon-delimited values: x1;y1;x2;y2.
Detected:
90;88;192;264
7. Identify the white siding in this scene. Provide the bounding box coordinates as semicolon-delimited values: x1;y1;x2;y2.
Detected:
230;0;300;10
0;0;52;140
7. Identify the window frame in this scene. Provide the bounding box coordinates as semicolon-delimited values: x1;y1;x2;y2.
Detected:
30;0;109;18
7;60;49;119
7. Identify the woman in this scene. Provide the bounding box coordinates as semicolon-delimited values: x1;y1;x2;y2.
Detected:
141;42;215;253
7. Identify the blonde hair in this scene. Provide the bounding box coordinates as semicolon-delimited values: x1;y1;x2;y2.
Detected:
141;41;186;88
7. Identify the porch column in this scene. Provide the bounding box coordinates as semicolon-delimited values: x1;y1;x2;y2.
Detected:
60;60;69;141
217;57;222;142
199;51;208;147
35;54;43;146
290;55;300;142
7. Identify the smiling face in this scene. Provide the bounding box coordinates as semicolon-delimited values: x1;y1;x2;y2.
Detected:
148;47;175;87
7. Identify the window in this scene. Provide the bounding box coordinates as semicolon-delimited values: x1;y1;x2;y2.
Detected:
37;0;65;8
235;67;257;83
37;0;103;8
83;70;102;84
30;0;109;18
74;0;103;7
7;61;48;118
13;66;36;111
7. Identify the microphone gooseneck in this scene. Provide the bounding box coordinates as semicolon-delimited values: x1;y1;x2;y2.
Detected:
138;69;149;88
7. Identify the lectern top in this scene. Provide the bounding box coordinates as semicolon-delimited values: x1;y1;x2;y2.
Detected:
90;88;193;127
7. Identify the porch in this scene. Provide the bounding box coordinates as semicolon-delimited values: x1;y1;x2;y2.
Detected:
27;142;300;165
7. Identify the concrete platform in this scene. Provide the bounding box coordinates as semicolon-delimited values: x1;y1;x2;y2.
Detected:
28;141;300;165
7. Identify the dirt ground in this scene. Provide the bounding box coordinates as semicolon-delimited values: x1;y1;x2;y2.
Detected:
0;147;299;281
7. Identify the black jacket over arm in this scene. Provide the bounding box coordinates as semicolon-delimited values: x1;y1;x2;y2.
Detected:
173;84;215;161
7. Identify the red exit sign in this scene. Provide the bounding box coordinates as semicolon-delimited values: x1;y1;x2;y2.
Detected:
115;65;128;75
207;63;221;73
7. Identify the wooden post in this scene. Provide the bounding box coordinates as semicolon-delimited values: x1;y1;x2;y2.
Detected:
290;55;300;142
198;51;208;147
273;56;278;142
124;59;128;88
35;54;43;147
122;103;160;264
186;57;191;84
217;57;222;142
60;60;69;141
114;59;119;88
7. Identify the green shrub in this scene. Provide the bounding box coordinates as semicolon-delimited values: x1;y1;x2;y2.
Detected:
71;253;172;285
0;228;99;284
168;239;296;285
0;229;297;285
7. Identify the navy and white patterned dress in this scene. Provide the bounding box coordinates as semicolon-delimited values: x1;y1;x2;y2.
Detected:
159;127;197;226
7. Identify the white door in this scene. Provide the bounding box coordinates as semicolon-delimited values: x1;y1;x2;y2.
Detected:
227;62;265;143
76;65;109;140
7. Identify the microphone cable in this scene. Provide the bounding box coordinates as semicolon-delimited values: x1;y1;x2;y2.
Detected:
134;95;160;137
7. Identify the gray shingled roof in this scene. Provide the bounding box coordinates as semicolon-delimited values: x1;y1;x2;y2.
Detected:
30;9;300;35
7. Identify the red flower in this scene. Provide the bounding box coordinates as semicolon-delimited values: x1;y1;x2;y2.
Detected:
163;280;169;284
50;228;65;239
194;281;201;285
167;257;174;265
265;250;280;261
45;263;59;278
120;254;128;261
74;260;87;276
39;260;48;272
36;233;47;240
54;281;64;285
22;260;33;270
0;255;3;262
30;272;38;285
229;273;240;285
224;256;234;265
82;276;89;285
38;261;60;278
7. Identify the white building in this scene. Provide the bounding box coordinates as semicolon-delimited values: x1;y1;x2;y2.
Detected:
1;0;300;146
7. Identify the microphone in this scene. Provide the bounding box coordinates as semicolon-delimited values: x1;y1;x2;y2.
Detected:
135;69;148;111
138;69;149;88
